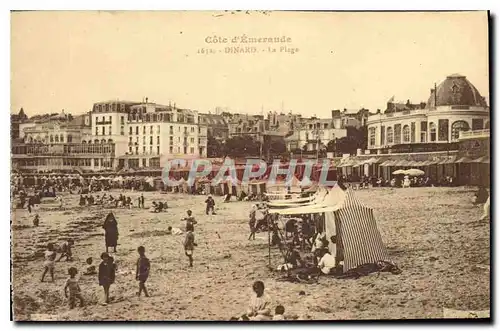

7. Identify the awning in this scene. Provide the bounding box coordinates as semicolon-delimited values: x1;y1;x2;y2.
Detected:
471;156;490;164
455;156;473;164
379;160;395;167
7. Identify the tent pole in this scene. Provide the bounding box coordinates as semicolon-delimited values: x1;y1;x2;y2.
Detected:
268;215;271;267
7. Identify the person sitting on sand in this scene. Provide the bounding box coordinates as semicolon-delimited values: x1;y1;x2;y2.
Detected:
285;243;305;269
150;202;157;213
83;257;97;275
318;250;336;275
205;195;216;215
33;213;40;227
167;226;183;235
273;305;285;320
246;281;272;321
57;238;75;262
41;243;56;282
64;267;84;309
98;252;116;305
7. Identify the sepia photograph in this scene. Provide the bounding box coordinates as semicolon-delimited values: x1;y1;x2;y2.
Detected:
10;10;490;321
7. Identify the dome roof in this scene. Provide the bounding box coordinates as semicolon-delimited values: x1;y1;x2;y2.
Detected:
427;74;487;108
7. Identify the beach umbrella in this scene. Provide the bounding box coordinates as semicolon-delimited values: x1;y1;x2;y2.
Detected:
392;169;406;175
405;169;425;176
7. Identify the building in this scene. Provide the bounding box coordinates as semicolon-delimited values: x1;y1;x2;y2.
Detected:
10;108;28;140
199;113;229;141
90;99;208;170
285;118;347;152
332;108;373;129
225;113;269;143
11;111;108;172
366;74;489;154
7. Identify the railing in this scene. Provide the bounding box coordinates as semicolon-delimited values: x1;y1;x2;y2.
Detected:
459;129;490;140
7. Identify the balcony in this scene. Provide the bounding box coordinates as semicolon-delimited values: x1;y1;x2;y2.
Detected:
95;120;112;125
458;129;490;140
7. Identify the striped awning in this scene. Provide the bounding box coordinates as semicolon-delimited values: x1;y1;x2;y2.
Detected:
379;160;395;167
438;156;457;165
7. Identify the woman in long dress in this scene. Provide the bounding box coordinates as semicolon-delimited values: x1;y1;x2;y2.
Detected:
103;212;119;253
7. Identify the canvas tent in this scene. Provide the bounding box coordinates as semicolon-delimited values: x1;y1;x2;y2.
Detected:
270;186;395;274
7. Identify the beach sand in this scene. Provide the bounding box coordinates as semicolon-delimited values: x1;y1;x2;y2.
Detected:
11;187;490;321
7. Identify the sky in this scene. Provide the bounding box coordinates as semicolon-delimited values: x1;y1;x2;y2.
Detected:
11;11;489;118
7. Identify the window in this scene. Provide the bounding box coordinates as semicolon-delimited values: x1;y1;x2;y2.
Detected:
135;146;138;154
143;146;146;153
169;137;173;145
129;127;133;134
109;126;112;135
142;159;146;167
143;126;146;134
60;135;64;142
50;135;54;143
369;127;376;146
120;126;124;135
184;127;188;133
136;137;139;143
438;119;449;141
157;125;160;133
386;127;393;144
136;126;139;135
184;147;188;154
394;124;401;144
121;116;124;124
150;146;153;154
191;127;195;133
150;126;153;134
410;122;416;143
429;122;436;142
169;146;173;153
451;120;470;140
150;136;153;145
143;136;146;145
324;123;328;129
170;126;173;134
402;125;410;143
67;135;73;143
55;135;59;142
108;116;112;123
157;136;160;144
420;122;427;142
190;147;194;154
157;146;160;155
129;137;132;143
190;138;194;143
380;125;385;146
94;158;100;167
102;127;106;135
96;127;99;135
472;119;483;130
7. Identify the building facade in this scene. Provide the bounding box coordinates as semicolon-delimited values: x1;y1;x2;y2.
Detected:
285;118;348;152
199;113;229;141
90;99;208;170
332;108;373;129
366;74;489;154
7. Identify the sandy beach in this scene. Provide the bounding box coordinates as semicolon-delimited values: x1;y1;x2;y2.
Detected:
11;187;490;321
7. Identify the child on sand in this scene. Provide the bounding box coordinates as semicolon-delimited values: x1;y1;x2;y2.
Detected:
57;238;74;262
135;246;150;297
64;267;84;309
205;195;216;215
33;214;40;227
184;229;195;267
273;305;285;320
98;252;116;304
83;257;96;275
246;281;272;321
41;243;56;282
184;210;197;232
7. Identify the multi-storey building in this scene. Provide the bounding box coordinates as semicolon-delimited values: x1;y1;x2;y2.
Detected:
11;108;28;140
366;74;489;154
285;118;347;152
225;113;269;143
331;108;373;129
90;99;208;170
199;113;229;141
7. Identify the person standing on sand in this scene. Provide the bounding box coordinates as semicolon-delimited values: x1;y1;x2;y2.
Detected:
103;212;119;253
41;243;56;282
205;195;216;215
184;210;197;232
136;246;150;297
248;204;257;240
98;252;116;305
140;194;145;209
184;229;195;267
64;267;84;309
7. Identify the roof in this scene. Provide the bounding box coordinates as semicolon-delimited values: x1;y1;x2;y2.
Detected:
428;74;488;108
200;113;227;126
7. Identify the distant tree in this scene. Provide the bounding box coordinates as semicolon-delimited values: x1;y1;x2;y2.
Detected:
207;135;224;157
223;135;261;157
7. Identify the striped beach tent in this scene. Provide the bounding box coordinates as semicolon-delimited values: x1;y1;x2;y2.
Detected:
333;188;393;273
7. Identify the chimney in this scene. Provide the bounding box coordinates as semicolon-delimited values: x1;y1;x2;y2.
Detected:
145;97;149;104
